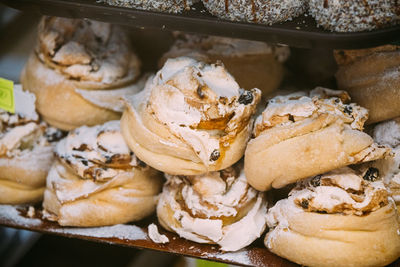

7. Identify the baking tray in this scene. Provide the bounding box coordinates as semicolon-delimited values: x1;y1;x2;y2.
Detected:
2;204;400;267
1;0;400;49
0;205;296;267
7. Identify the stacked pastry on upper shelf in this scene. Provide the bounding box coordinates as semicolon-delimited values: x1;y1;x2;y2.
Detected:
21;16;142;130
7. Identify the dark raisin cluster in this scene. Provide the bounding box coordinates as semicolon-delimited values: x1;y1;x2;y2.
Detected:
363;167;379;182
238;90;253;105
209;149;220;161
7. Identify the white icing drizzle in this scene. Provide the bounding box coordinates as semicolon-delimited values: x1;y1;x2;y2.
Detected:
158;165;268;251
125;57;261;166
56;120;139;181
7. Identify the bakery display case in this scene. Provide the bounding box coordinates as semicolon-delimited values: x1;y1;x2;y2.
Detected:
0;1;400;267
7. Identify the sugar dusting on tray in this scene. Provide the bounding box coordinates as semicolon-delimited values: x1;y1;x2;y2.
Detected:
212;250;251;265
49;224;148;241
0;205;42;226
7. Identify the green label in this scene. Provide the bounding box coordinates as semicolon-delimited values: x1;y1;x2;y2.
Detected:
0;78;14;113
196;259;228;267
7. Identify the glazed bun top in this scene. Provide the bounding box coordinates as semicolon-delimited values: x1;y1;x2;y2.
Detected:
253;87;368;138
56;120;143;181
127;57;261;167
0;85;62;157
36;16;140;87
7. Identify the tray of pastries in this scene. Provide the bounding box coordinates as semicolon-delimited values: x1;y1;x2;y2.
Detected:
1;16;400;266
1;0;400;49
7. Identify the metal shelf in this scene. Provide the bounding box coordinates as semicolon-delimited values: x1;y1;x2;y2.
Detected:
1;0;400;49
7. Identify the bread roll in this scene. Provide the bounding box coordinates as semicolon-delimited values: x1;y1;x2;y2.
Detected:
21;17;141;130
160;34;290;98
335;45;400;124
0;85;63;204
265;167;400;267
245;87;390;191
43;120;162;227
121;57;261;175
157;162;268;251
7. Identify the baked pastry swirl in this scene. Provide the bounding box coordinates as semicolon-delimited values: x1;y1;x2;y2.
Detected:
202;0;306;25
0;85;63;204
160;34;290;98
101;0;198;13
21;16;141;130
265;167;400;267
335;45;400;123
309;0;400;32
157;163;268;251
245;87;390;191
43;120;162;227
121;57;261;175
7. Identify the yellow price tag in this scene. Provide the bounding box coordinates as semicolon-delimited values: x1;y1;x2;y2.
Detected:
0;78;14;113
196;259;228;267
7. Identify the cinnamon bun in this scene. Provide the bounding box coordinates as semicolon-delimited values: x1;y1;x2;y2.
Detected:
121;57;261;175
265;167;400;267
21;17;141;130
245;87;390;191
157;163;268;251
43;120;162;227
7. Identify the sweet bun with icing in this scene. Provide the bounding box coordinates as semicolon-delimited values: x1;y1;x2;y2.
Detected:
160;34;290;97
43;120;162;227
121;57;261;175
245;87;390;191
157;162;268;251
265;166;400;267
0;85;63;204
20;16;141;130
334;45;400;124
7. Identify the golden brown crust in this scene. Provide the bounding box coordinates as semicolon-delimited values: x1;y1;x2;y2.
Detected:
245;89;389;191
21;55;121;130
43;159;162;227
335;45;400;123
265;202;400;267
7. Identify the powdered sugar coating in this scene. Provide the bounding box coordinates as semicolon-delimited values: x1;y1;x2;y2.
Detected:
309;0;400;32
101;0;199;13
36;17;139;85
56;120;139;181
202;0;306;25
